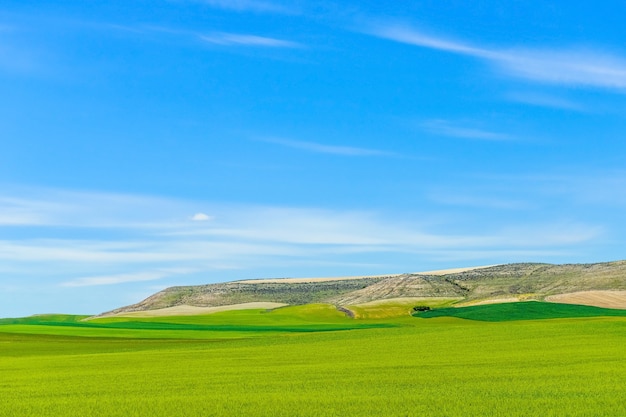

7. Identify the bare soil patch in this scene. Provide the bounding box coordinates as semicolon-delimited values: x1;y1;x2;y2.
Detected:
455;297;524;307
546;291;626;309
414;265;499;276
99;302;288;318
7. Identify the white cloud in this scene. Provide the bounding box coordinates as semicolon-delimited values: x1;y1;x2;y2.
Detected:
368;24;626;91
421;119;511;141
191;212;212;221
200;33;301;48
259;137;397;156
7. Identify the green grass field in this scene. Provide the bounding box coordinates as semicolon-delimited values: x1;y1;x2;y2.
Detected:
413;300;626;321
1;302;625;416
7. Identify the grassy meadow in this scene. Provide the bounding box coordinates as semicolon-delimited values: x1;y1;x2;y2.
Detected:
1;302;625;416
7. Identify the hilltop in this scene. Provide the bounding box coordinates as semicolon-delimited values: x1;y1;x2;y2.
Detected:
99;261;626;317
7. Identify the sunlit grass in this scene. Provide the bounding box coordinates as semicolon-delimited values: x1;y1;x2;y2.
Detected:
1;303;625;416
348;297;459;319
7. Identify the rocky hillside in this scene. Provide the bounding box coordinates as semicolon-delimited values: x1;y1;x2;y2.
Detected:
102;261;626;315
101;276;391;316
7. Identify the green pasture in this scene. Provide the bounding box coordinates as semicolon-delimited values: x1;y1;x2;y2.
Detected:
0;304;393;339
414;300;626;321
1;302;625;416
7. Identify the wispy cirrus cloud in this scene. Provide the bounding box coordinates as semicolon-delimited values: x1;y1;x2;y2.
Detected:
0;196;73;226
0;187;195;229
368;24;626;91
259;137;397;156
421;119;511;141
106;24;303;49
0;37;41;75
428;193;531;210
199;33;301;48
506;91;586;111
61;269;192;287
69;22;303;50
484;170;626;208
188;0;295;14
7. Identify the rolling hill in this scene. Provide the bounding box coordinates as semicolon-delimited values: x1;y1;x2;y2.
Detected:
99;261;626;317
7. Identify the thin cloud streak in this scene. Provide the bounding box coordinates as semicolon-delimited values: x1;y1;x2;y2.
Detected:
428;193;531;210
474;170;626;208
91;23;303;50
191;0;295;14
421;120;511;141
0;196;72;226
0;39;40;74
0;187;217;229
506;92;586;111
371;25;494;58
199;33;301;48
62;271;174;287
0;239;303;263
259;137;397;156
369;24;626;90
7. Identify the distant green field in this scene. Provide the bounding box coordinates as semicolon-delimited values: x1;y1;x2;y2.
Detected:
413;300;626;321
1;302;625;416
0;304;394;339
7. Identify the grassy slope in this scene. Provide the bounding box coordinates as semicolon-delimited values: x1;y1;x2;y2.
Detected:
348;298;460;319
1;303;626;416
0;305;394;339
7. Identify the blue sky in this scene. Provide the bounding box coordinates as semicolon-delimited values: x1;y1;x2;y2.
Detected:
2;1;626;317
